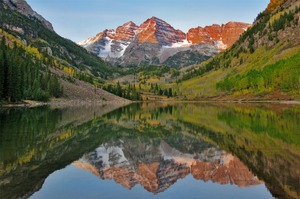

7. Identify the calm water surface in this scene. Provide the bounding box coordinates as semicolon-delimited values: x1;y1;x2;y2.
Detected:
0;103;299;199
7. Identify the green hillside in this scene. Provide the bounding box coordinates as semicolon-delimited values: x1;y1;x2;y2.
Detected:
178;0;300;101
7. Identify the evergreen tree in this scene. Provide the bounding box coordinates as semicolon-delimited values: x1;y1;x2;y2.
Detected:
116;82;122;97
0;44;4;99
168;88;173;97
163;89;168;97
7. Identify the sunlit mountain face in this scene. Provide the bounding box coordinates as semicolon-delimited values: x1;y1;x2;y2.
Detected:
78;17;250;67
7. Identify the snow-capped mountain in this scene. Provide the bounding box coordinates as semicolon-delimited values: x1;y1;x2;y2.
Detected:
79;21;138;59
79;17;250;67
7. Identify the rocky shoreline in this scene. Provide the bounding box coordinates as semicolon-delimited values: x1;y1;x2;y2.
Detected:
0;98;132;108
2;99;300;109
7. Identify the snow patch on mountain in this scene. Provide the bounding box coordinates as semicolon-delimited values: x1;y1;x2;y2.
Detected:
214;40;227;50
170;40;192;48
94;145;129;169
159;141;222;163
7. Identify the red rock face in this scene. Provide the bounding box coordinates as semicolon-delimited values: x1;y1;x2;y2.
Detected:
136;17;158;44
191;154;262;187
80;22;138;45
80;17;250;50
73;161;100;178
186;25;222;46
73;153;262;194
101;167;138;190
221;22;251;47
81;29;114;44
137;163;160;192
98;161;190;194
137;17;186;45
103;29;116;39
97;26;137;41
115;21;138;41
187;22;251;48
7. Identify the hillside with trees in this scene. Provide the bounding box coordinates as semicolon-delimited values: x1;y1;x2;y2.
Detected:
0;29;131;104
177;0;300;101
0;0;131;104
0;0;119;79
0;31;63;102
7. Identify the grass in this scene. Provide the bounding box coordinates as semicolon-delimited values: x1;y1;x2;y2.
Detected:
179;69;231;99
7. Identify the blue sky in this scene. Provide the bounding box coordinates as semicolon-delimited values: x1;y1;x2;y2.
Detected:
26;0;270;42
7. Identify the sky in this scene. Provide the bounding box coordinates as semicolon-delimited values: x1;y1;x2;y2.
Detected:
26;0;270;43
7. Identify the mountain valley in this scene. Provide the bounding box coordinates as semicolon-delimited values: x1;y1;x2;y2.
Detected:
0;0;299;103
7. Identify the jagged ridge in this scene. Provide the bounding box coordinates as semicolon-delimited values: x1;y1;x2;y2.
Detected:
79;17;250;67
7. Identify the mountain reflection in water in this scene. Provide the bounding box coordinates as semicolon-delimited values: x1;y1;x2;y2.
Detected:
73;138;262;194
1;102;299;199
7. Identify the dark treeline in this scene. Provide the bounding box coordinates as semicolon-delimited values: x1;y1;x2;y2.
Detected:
148;83;175;98
270;7;299;32
0;37;63;102
102;82;142;101
103;82;176;101
177;60;219;83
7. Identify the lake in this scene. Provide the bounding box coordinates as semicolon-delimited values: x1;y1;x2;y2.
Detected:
0;103;299;199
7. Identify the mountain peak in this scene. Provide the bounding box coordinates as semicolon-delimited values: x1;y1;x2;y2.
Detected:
150;16;164;22
137;16;186;45
115;21;138;41
123;21;137;27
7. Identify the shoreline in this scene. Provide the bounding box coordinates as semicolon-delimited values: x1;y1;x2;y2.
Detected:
1;99;300;108
0;99;132;108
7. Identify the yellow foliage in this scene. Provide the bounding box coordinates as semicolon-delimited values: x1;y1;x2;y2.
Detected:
266;0;285;12
147;120;161;126
63;66;75;76
1;29;43;60
269;1;300;24
58;131;72;141
147;77;160;83
16;149;36;165
25;45;42;59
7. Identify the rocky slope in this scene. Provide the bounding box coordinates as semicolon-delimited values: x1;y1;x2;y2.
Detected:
79;17;250;67
73;139;262;194
2;0;54;31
